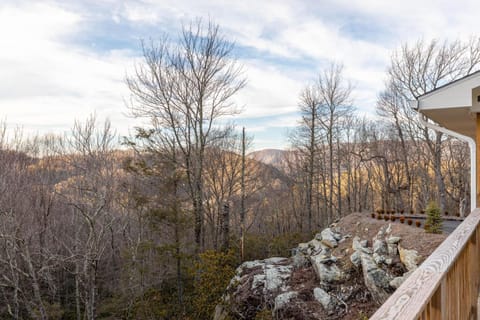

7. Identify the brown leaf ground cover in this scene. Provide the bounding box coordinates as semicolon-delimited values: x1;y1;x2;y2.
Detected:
283;212;448;319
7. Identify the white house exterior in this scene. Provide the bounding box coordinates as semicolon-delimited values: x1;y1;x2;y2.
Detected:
416;70;480;209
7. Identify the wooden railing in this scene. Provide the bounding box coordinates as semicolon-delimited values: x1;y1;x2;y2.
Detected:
370;208;480;320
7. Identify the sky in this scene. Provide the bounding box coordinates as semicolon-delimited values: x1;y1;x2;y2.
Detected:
0;0;479;150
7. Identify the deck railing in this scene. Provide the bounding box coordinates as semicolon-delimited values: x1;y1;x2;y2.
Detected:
370;208;480;320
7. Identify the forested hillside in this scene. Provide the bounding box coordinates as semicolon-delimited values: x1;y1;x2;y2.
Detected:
0;19;479;320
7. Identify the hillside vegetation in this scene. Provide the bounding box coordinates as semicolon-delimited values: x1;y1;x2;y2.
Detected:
0;19;478;320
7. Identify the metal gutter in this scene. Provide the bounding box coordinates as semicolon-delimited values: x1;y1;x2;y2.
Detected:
414;101;476;213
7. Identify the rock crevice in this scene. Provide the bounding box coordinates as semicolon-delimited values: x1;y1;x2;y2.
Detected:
215;216;434;320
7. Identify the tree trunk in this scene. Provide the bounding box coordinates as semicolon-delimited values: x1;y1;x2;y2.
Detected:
433;133;447;213
336;133;342;217
329;125;334;222
240;127;246;260
221;203;230;252
75;267;81;320
23;244;47;320
306;107;315;232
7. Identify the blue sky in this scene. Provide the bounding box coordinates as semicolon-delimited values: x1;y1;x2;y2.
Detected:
0;0;479;150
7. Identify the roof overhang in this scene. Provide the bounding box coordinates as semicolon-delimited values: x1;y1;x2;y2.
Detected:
417;70;480;139
420;107;476;138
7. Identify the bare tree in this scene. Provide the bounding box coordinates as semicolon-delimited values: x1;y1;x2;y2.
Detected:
126;19;246;252
290;85;321;232
386;38;480;213
316;64;353;221
289;64;354;229
55;116;117;320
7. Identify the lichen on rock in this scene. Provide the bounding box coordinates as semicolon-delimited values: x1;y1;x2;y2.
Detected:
214;212;444;320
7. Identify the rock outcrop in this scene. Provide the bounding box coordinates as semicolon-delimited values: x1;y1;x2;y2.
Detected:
313;287;339;314
360;252;392;304
399;245;421;271
214;214;436;320
310;254;344;283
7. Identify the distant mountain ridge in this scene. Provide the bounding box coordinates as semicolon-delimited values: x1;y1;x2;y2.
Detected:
248;148;289;170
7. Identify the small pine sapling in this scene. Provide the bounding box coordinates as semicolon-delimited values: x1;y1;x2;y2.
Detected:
425;202;442;234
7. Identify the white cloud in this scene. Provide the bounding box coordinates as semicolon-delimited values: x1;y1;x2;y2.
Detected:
234;60;302;118
0;2;137;138
114;0;393;115
2;0;480;149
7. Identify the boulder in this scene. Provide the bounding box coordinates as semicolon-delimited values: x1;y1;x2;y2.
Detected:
297;242;309;254
359;246;372;254
265;257;289;264
237;258;294;294
236;260;263;275
375;227;386;240
352;236;363;251
387;243;398;256
350;251;361;268
314;287;337;312
360;253;392;304
292;253;310;268
321;228;339;248
398;246;420;271
387;236;401;244
373;239;388;255
221;257;295;320
389;270;414;289
389;276;404;289
339;234;351;244
307;239;324;255
332;230;343;241
252;274;266;290
314;254;338;264
264;263;293;292
374;224;391;241
310;254;344;283
373;253;386;265
352;236;371;254
219;257;292;320
274;291;298;312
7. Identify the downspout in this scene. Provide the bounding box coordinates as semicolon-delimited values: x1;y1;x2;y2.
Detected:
415;106;476;213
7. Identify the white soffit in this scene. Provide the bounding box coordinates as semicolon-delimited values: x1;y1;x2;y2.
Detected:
421;107;476;139
418;71;480;110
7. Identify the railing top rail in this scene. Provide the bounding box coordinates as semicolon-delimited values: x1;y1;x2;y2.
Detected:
370;208;480;319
